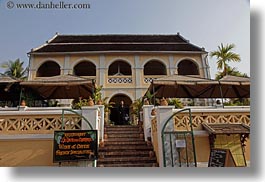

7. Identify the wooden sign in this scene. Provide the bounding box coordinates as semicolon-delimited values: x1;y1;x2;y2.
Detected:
208;148;236;167
53;130;98;163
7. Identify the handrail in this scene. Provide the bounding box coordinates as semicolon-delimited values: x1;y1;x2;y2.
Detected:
161;108;191;133
61;109;93;130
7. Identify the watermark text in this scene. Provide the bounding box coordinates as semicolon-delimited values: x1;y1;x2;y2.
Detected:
6;1;91;10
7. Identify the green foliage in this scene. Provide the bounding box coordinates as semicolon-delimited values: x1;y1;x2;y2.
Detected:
92;84;103;103
72;84;115;112
102;97;115;113
224;98;250;106
1;59;27;80
167;98;184;108
131;98;144;117
72;97;89;109
143;90;156;105
215;66;249;80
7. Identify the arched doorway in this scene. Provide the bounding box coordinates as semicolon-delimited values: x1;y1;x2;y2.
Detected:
177;60;199;75
109;94;132;125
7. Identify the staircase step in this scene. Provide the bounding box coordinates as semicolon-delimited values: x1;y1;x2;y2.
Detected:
99;145;153;151
97;157;157;164
106;130;141;134
99;151;153;158
104;141;147;145
106;126;140;130
105;125;139;128
104;138;144;142
106;133;141;138
98;125;157;167
97;163;158;167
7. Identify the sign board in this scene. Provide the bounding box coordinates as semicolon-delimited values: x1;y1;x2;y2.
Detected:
53;130;98;162
175;139;186;148
208;148;236;167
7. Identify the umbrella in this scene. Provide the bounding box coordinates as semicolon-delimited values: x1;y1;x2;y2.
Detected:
219;75;250;98
0;76;20;101
147;75;220;98
146;75;250;99
20;74;95;99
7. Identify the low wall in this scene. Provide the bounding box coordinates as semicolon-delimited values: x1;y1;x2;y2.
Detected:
0;106;103;167
143;106;251;167
0;136;55;166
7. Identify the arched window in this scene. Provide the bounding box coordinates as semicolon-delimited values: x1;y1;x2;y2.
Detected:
108;61;132;76
74;61;96;76
144;60;167;75
36;61;60;77
178;60;199;75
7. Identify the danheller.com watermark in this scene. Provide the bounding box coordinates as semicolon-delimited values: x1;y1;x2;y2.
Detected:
6;1;91;10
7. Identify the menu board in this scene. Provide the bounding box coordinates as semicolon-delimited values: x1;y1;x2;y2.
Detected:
53;130;98;162
208;148;236;167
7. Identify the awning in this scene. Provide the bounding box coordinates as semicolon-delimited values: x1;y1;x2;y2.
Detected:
0;76;20;100
146;75;250;99
202;123;250;135
20;74;95;99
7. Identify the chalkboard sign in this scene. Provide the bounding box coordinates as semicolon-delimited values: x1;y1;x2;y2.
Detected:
53;130;98;163
208;148;236;167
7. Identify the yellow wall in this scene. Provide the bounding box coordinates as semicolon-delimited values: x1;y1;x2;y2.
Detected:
0;139;56;166
0;135;250;166
193;135;250;166
194;136;211;162
30;52;206;101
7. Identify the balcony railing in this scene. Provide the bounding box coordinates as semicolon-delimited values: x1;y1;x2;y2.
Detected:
143;75;165;83
108;76;132;84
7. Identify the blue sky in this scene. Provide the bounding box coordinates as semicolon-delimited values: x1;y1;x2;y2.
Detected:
0;0;250;78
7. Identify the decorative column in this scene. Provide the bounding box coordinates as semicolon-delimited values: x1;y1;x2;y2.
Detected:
134;55;143;99
169;55;175;75
155;106;174;166
99;55;106;86
63;55;71;75
28;55;35;80
142;105;154;141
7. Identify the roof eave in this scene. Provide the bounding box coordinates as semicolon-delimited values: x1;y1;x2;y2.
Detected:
29;50;207;55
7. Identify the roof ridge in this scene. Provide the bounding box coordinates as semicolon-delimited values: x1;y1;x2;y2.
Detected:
55;33;182;36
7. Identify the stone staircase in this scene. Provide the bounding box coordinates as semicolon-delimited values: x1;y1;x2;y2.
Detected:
97;125;158;167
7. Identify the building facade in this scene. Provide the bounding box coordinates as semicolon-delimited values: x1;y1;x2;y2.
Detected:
28;33;211;108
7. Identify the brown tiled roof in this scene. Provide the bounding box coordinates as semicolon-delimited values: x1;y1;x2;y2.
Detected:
30;34;206;54
202;123;250;135
50;34;187;43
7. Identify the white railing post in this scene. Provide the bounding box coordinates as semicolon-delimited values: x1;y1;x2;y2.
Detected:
156;106;174;166
97;105;105;142
80;106;100;167
142;105;154;141
81;106;99;131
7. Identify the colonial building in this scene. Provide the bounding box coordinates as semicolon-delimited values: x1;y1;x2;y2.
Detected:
28;33;210;100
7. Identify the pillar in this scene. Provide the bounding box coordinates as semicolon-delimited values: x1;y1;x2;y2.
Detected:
142;105;154;141
155;106;174;166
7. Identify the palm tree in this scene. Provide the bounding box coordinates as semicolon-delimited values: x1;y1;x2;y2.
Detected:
210;43;241;77
215;66;249;80
1;59;27;80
